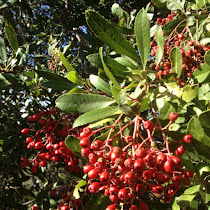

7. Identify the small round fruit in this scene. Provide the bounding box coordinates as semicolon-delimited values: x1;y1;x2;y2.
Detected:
164;159;175;173
175;145;184;156
177;33;184;40
106;204;116;210
88;182;100;193
183;134;193;143
188;41;194;46
143;121;154;131
169;112;178;122
21;128;29;135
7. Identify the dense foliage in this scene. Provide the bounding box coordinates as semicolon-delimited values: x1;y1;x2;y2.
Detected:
0;0;210;209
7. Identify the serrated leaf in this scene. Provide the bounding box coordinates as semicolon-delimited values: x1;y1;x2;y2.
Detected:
42;80;74;91
65;135;86;161
158;101;176;120
87;54;131;76
184;185;200;195
99;47;121;90
169;47;182;77
193;63;210;83
67;71;84;86
155;26;164;66
5;21;19;52
204;50;210;66
56;93;115;113
89;74;111;95
86;10;140;63
59;49;76;72
134;8;150;70
187;117;210;147
177;194;196;207
182;85;199;102
35;69;70;83
199;110;210;129
73;106;119;128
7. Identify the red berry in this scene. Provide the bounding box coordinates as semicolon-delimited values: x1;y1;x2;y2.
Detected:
88;169;99;179
164;159;175;173
177;33;184;40
129;205;138;210
39;119;46;125
125;135;133;143
60;206;69;210
21;128;29;135
81;148;90;157
188;41;194;46
31;166;38;174
83;127;92;136
134;159;146;171
26;137;34;144
99;171;110;184
139;201;149;210
164;194;172;203
156;152;166;164
88;182;100;193
169;112;178;122
80;137;90;148
34;142;43;150
109;186;118;196
135;148;147;158
31;206;39;210
183;134;193;143
90;140;103;151
171;155;182;169
153;185;165;194
106;204;116;210
118;188;129;201
175;145;184;156
143;121;154;131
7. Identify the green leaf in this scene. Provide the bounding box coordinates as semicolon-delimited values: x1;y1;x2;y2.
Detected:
199;110;210;129
0;30;6;64
193;63;210;83
87;54;130;76
56;93;115;113
182;85;199;102
110;82;120;103
114;56;139;70
166;0;184;10
187;117;210;147
199;165;210;175
4;21;19;52
42;80;74;91
84;194;112;210
204;50;210;66
67;71;84;86
35;69;70;83
184;185;200;195
158;101;176;120
172;198;180;210
89;75;111;95
65;135;86;161
99;47;121;90
134;8;150;70
0;0;17;9
0;73;10;89
169;47;182;77
177;194;196;207
199;189;210;204
155;26;164;66
73;180;87;199
85;10;140;63
59;49;76;72
73;106;119;128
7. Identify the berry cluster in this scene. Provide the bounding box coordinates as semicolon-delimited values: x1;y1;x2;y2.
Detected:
79;112;194;209
150;17;209;86
20;108;80;175
155;11;176;26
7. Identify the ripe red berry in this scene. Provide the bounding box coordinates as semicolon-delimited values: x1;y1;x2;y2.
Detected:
125;135;133;143
106;204;116;210
183;134;193;143
164;159;175;173
134;159;146;171
99;171;110;184
118;188;129;201
156;152;166;164
31;206;39;210
169;112;178;122
129;205;138;210
80;137;90;148
139;201;149;210
171;155;182;169
83;127;92;136
88;169;99;179
90;140;103;151
177;33;184;40
164;194;172;203
88;182;100;193
21;128;29;135
175;145;184;156
143;121;154;131
60;206;69;210
188;41;194;46
31;166;38;174
81;147;90;157
34;142;43;150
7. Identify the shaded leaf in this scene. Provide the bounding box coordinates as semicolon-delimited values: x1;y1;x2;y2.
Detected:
193;63;210;83
42;80;74;91
59;49;76;72
0;30;6;64
134;8;150;69
73;106;119;128
86;10;140;63
56;93;115;113
0;0;17;9
158;101;176;120
204;50;210;66
199;110;210;129
169;47;182;77
177;194;196;207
